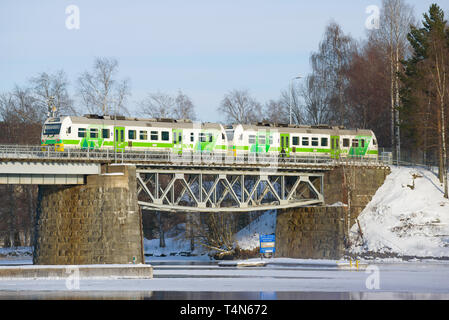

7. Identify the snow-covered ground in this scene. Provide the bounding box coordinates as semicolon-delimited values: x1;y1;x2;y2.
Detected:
143;223;211;257
0;247;32;258
235;210;277;250
350;166;449;258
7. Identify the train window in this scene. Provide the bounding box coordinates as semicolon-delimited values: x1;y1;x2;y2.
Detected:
302;137;309;146
226;130;234;141
90;128;98;138
44;123;61;135
208;133;213;142
128;130;136;140
139;130;147;140
67;127;71;134
269;136;273;144
199;133;206;142
373;139;377;145
352;139;359;147
161;131;169;141
343;138;350;147
249;135;256;144
361;139;365;148
151;131;158;141
311;137;319;146
321;137;328;147
259;135;266;144
190;132;194;142
222;133;225;140
78;128;86;138
102;129;109;139
292;137;299;146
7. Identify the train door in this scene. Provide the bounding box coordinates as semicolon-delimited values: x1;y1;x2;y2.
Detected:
280;133;290;157
331;135;340;159
173;129;183;154
114;126;125;152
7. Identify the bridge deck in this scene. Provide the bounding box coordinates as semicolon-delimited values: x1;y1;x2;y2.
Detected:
0;144;387;171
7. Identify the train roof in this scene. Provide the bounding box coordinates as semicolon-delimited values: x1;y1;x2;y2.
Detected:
57;115;224;130
235;123;374;136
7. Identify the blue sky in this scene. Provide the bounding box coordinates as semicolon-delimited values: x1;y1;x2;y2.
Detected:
0;0;442;122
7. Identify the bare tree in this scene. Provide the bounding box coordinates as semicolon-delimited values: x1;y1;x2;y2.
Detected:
306;22;357;126
369;0;416;161
139;90;196;120
173;90;196;120
218;89;262;124
77;57;130;116
191;212;238;258
279;85;303;124
301;74;333;125
263;99;289;124
139;92;174;118
30;70;76;117
1;86;43;124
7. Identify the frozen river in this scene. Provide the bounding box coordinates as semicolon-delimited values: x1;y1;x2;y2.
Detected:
0;256;449;299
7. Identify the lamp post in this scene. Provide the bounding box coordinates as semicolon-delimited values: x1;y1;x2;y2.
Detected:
289;75;302;125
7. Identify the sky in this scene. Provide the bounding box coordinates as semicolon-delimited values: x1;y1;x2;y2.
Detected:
0;0;443;123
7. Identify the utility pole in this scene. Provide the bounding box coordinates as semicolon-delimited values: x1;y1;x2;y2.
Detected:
47;96;57;118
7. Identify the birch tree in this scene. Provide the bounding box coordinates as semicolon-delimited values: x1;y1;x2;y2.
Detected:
78;57;130;116
369;0;415;163
30;70;76;117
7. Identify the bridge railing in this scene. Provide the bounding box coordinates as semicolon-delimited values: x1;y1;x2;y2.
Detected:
0;144;386;167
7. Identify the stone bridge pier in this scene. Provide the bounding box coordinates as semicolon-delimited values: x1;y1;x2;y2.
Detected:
275;165;390;259
33;164;144;265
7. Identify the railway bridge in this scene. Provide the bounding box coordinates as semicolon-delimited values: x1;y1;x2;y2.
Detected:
0;145;390;264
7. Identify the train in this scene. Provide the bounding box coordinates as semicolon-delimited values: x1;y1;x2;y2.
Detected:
40;114;379;159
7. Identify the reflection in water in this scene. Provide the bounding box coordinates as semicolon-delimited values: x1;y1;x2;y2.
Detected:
1;291;449;300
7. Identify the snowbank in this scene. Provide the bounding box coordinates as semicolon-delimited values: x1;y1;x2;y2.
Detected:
350;166;449;258
234;210;277;250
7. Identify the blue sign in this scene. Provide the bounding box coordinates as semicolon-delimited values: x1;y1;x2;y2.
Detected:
259;234;276;253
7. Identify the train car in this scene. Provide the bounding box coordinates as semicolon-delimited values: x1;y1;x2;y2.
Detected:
228;123;378;159
40;115;228;154
41;115;378;160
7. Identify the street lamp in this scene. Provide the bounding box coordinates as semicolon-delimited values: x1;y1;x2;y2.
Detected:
289;75;302;125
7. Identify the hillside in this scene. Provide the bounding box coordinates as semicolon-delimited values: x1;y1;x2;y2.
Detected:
350;166;449;258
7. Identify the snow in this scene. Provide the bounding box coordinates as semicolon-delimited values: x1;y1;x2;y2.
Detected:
350;166;449;258
234;210;277;250
143;223;209;257
0;247;32;258
143;210;277;256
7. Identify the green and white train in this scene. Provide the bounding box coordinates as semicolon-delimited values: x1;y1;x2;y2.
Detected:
41;115;379;159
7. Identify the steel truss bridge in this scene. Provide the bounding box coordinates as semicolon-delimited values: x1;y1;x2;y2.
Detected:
0;144;387;212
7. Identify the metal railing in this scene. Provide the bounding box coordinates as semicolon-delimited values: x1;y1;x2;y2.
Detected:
0;144;386;167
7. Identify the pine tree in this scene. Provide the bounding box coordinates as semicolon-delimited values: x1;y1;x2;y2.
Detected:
401;4;449;198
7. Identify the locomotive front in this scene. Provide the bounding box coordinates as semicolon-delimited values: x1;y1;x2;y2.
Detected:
41;116;69;151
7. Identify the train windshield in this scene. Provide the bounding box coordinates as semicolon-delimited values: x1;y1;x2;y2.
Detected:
43;123;61;135
225;129;234;142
